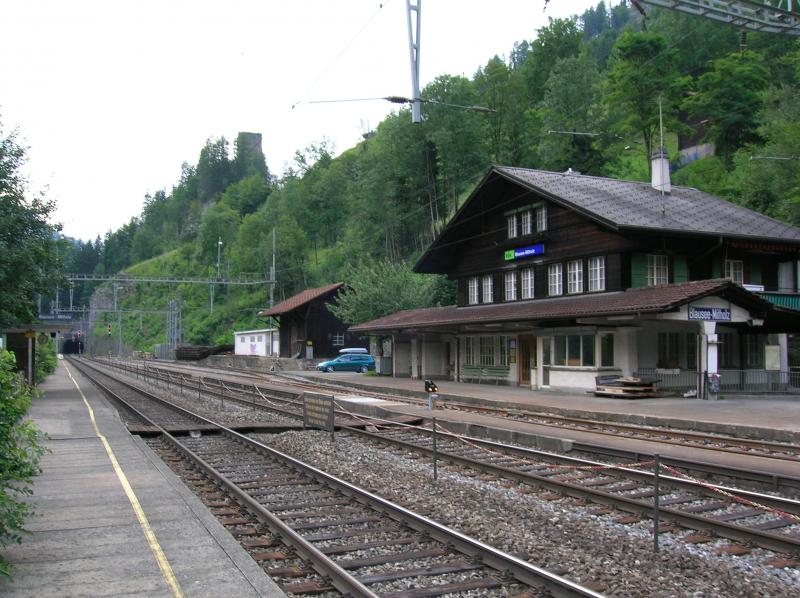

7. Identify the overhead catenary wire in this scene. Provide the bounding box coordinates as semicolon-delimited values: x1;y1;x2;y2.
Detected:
289;2;390;111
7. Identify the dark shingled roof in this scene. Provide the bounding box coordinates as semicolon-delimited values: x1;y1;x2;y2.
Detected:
495;166;800;241
257;282;343;317
350;279;772;332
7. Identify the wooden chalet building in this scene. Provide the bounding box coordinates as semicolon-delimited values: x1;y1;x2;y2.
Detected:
351;156;800;395
257;282;365;359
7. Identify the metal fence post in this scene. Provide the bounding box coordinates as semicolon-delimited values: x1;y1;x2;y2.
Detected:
653;454;660;554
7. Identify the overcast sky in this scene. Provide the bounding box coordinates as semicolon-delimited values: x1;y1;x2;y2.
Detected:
2;0;596;241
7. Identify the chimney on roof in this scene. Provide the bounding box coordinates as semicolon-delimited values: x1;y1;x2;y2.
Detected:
651;146;671;194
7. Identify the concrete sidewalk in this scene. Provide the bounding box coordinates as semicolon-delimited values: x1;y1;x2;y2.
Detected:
0;361;284;597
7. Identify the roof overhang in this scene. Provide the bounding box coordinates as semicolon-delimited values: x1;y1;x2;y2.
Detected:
351;280;800;335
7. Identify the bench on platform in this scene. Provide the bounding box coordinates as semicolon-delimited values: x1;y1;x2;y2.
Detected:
461;364;510;384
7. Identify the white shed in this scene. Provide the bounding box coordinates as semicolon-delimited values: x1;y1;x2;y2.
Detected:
234;328;279;357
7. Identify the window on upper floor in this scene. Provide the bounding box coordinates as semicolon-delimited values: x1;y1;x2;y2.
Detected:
504;271;517;301
725;260;744;285
588;256;606;292
467;277;479;305
647;254;669;286
482;274;493;303
567;260;583;294
536;205;547;232
520;209;533;235
548;263;563;296
521;267;535;299
507;214;518;238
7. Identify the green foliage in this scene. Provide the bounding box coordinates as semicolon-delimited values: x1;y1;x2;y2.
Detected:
34;343;57;384
68;3;800;350
603;31;689;167
0;122;62;328
683;51;768;162
328;261;454;326
0;350;46;578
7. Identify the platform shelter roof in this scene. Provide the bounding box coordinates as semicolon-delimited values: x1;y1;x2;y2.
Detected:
350;279;800;334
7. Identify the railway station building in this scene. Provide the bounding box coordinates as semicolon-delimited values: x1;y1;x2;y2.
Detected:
257;282;366;359
351;158;800;395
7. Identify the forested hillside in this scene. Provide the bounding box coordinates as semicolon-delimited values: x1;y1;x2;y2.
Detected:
60;2;800;351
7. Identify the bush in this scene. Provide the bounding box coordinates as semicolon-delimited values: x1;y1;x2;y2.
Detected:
35;343;57;384
0;350;46;578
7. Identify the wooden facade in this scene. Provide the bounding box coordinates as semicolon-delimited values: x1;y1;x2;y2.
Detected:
419;173;800;308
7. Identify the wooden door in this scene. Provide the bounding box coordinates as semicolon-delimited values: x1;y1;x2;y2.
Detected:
518;335;534;385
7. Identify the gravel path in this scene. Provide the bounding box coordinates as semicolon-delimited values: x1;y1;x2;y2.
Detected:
253;430;800;598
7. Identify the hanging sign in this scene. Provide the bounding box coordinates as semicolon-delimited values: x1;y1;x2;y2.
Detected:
688;305;731;321
504;243;545;261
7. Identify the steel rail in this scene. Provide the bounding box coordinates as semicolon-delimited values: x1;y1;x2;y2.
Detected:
73;357;604;598
341;424;800;554
99;357;800;492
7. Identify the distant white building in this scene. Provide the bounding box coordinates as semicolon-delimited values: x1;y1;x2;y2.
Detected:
234;329;279;357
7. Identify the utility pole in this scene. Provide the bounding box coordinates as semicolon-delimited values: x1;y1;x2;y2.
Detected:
406;0;422;124
211;237;223;314
270;227;276;308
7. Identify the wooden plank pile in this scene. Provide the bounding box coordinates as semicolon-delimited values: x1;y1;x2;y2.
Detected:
593;374;661;399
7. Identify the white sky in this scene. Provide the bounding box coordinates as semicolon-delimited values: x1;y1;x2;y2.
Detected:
2;0;596;241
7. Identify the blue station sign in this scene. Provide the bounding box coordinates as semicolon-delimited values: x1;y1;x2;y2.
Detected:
688;305;731;321
504;243;545;261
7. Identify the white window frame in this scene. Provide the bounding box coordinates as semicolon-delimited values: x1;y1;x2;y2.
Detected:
507;214;518;238
588;256;606;292
520;210;533;235
548;263;563;296
567;260;583;294
725;259;744;285
498;336;508;366
536;205;547;232
647;254;669;286
521;267;534;299
482;274;494;304
504;271;517;301
465;336;476;365
468;277;479;305
479;336;494;366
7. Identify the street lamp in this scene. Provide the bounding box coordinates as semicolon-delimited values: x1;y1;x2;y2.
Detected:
216;237;223;279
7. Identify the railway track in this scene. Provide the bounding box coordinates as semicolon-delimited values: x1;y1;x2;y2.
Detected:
81;357;800;559
94;358;800;492
133;358;800;463
69;357;604;597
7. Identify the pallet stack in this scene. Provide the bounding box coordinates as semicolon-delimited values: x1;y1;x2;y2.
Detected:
593;375;661;399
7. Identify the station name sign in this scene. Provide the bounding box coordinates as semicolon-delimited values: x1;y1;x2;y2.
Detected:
688;306;731;321
504;243;545;261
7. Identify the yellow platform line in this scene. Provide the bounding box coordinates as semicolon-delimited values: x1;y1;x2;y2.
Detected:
65;363;185;598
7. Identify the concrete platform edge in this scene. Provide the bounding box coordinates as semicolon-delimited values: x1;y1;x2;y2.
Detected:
131;435;286;597
308;374;800;443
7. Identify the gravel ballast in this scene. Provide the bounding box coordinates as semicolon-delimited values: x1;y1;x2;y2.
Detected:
253;430;800;598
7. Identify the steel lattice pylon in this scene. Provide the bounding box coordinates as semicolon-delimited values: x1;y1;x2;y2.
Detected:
638;0;800;35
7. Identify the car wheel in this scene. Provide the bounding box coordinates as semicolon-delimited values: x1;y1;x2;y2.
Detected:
326;366;334;373
359;366;368;373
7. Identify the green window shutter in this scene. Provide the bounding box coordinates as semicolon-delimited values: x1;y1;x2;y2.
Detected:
630;253;647;288
748;259;762;285
673;255;688;283
711;258;721;279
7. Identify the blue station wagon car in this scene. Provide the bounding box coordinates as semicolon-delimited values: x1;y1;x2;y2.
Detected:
317;353;375;373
